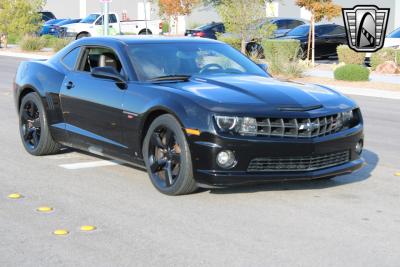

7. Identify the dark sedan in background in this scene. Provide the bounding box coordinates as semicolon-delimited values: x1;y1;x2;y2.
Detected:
278;23;347;59
14;36;364;195
185;18;305;41
185;22;225;39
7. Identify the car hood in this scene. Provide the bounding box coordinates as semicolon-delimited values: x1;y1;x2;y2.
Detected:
164;75;354;114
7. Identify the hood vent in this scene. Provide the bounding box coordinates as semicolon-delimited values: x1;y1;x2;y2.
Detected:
278;105;323;112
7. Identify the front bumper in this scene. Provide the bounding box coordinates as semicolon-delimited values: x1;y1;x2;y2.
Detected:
60;32;77;38
189;125;364;186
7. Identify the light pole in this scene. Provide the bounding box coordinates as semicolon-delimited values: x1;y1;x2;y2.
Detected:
104;1;109;36
143;0;148;34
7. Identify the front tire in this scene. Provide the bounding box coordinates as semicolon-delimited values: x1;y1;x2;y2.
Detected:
143;114;198;195
19;92;60;156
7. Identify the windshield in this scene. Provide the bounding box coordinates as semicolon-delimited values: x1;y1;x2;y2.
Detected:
286;25;309;36
388;28;400;38
80;14;100;24
127;43;267;81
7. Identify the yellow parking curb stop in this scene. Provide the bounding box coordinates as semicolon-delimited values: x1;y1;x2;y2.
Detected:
80;225;97;232
53;229;69;236
36;206;54;213
8;193;23;199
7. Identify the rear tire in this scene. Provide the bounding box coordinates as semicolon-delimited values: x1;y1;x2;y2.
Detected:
19;92;60;156
143;114;198;195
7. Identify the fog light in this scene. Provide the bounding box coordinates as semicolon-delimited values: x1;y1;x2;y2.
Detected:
355;140;363;155
217;150;236;169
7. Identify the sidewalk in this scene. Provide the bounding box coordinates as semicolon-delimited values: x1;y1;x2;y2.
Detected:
305;69;400;84
0;45;52;60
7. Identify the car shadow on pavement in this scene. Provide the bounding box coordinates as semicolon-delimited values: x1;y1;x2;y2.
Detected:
208;149;378;195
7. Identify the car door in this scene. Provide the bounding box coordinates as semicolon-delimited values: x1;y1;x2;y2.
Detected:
316;25;346;57
314;25;331;57
60;46;130;159
94;15;120;36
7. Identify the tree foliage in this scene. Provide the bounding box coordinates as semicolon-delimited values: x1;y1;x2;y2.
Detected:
158;0;200;18
158;0;200;34
296;0;341;22
295;0;341;64
216;0;275;53
0;0;45;40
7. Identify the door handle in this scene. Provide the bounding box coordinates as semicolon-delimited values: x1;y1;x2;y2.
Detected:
65;81;75;90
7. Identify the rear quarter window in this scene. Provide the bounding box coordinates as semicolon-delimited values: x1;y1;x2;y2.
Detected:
61;47;81;70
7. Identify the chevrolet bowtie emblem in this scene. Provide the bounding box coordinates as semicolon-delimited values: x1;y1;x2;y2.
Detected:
342;5;390;52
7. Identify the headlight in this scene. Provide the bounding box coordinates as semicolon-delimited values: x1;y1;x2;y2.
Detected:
214;116;257;135
342;110;353;122
215;116;238;131
341;110;354;129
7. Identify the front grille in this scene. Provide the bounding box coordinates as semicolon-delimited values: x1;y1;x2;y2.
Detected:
247;151;350;172
246;114;344;138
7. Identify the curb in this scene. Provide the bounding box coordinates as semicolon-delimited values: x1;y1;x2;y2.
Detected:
0;51;51;60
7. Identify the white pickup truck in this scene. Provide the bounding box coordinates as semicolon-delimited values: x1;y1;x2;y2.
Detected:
62;12;162;39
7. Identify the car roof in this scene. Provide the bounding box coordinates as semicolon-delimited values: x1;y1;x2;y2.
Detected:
76;36;223;46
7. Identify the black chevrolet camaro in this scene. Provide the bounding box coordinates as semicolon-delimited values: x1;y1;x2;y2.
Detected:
14;36;364;195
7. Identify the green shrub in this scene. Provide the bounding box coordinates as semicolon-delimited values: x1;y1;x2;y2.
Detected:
20;35;46;51
51;38;71;52
217;35;241;51
337;45;365;65
260;39;304;78
334;64;370;81
162;21;170;33
370;48;396;70
395;50;400;65
40;34;58;47
7;33;21;45
262;39;301;62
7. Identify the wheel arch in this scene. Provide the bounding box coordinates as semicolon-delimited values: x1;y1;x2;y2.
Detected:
138;29;152;35
18;85;42;110
76;31;90;39
139;106;186;152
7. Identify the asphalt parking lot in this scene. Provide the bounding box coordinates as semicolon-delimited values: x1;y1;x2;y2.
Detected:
0;56;399;267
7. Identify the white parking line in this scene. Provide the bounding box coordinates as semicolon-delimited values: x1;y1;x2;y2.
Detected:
59;160;121;170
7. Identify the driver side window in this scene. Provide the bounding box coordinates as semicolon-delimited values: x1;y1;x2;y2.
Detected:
78;47;125;76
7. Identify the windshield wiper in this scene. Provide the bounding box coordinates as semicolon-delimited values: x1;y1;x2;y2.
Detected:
148;75;191;83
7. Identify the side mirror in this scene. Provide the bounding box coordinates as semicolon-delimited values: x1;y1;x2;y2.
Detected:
91;66;127;85
257;63;268;73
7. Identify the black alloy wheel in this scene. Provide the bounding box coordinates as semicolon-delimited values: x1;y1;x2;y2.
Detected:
143;114;198;195
20;100;41;150
148;126;181;188
19;92;60;155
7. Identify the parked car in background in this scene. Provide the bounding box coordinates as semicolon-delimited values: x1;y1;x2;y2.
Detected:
266;17;306;38
216;18;306;57
39;11;56;22
277;23;347;59
39;19;67;36
185;22;225;39
62;13;162;39
51;19;82;37
385;27;400;48
365;27;400;65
